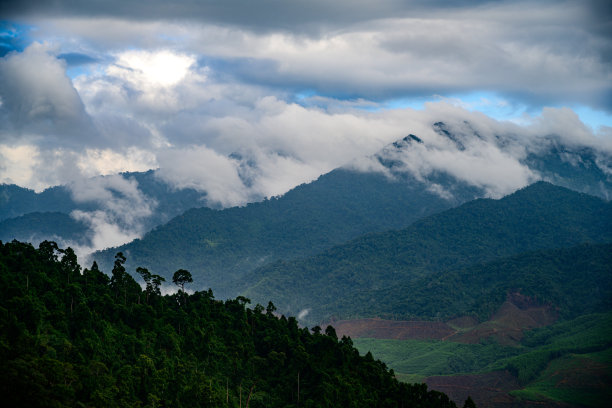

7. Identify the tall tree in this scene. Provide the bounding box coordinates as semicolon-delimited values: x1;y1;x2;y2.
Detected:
172;269;193;293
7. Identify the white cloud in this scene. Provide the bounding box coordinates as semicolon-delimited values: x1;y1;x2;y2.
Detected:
0;144;41;188
68;174;157;251
0;42;95;144
76;147;157;178
155;146;249;207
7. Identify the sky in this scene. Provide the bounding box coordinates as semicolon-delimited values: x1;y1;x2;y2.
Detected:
0;0;611;253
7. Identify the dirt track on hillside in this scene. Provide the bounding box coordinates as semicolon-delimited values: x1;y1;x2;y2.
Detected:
332;318;456;340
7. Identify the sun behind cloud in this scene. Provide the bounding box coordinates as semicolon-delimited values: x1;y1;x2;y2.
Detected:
108;49;195;87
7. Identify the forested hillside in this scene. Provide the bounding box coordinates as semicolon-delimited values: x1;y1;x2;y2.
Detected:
0;212;90;246
335;243;612;322
0;240;467;408
240;182;612;323
94;167;476;296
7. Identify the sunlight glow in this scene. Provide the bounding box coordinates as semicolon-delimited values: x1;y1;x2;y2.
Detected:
110;50;195;87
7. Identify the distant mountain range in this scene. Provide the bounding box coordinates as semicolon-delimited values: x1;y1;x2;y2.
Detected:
0;170;207;247
91;124;611;297
2;121;610;293
238;182;612;323
94;167;477;296
2;121;611;408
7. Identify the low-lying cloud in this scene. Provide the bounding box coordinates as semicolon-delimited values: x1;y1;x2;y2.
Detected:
1;1;611;256
67;174;157;260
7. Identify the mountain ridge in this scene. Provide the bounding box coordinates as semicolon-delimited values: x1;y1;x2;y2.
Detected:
238;182;612;323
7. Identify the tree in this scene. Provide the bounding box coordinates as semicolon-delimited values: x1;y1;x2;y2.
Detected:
137;267;165;303
172;269;192;293
463;396;477;408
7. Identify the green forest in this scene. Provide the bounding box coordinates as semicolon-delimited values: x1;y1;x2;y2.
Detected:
240;182;612;323
0;239;472;408
93;168;478;296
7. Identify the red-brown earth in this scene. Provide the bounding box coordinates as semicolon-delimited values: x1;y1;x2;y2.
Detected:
424;371;573;408
330;293;565;407
331;318;456;340
332;293;557;345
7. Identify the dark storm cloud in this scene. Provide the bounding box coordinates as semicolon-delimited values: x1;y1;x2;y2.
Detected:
2;0;500;33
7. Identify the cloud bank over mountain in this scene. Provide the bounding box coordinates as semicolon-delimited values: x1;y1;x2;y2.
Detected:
0;0;610;253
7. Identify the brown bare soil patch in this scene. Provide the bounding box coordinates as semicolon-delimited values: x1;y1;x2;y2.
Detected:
331;318;456;340
331;292;557;344
449;294;557;345
425;371;571;408
447;315;479;329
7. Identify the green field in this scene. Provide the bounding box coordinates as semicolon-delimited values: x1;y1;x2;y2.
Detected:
352;313;612;406
352;338;520;377
509;350;612;408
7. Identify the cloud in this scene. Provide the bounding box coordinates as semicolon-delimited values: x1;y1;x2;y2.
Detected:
297;308;310;320
2;1;487;33
0;2;611;257
67;174;157;255
0;144;40;188
155;146;249;207
349;102;611;199
0;42;96;145
11;1;610;111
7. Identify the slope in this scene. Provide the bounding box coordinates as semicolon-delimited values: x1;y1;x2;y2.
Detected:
0;170;207;247
239;182;612;323
94;167;476;296
334;242;612;322
0;212;90;246
0;239;462;408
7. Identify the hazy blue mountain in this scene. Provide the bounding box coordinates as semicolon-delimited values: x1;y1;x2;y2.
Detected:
0;212;89;246
0;170;207;247
89;123;612;295
238;182;612;323
0;184;82;222
94;166;476;296
4;120;611;286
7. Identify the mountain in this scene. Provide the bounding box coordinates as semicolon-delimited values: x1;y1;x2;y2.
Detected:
91;124;612;296
0;239;463;408
0;183;84;221
4;120;611;283
0;212;90;246
0;170;207;247
238;182;612;323
334;242;612;322
93;166;479;296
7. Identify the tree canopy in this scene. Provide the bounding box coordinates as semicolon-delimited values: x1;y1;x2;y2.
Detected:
0;240;466;408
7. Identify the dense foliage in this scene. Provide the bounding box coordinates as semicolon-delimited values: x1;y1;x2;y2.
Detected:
0;240;465;408
95;167;477;297
240;182;612;323
335;243;612;321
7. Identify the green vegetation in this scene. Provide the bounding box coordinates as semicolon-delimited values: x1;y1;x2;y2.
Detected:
95;168;473;297
509;351;612;408
241;182;612;323
352;314;612;407
337;243;612;322
352;338;521;377
499;313;612;384
0;240;464;407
